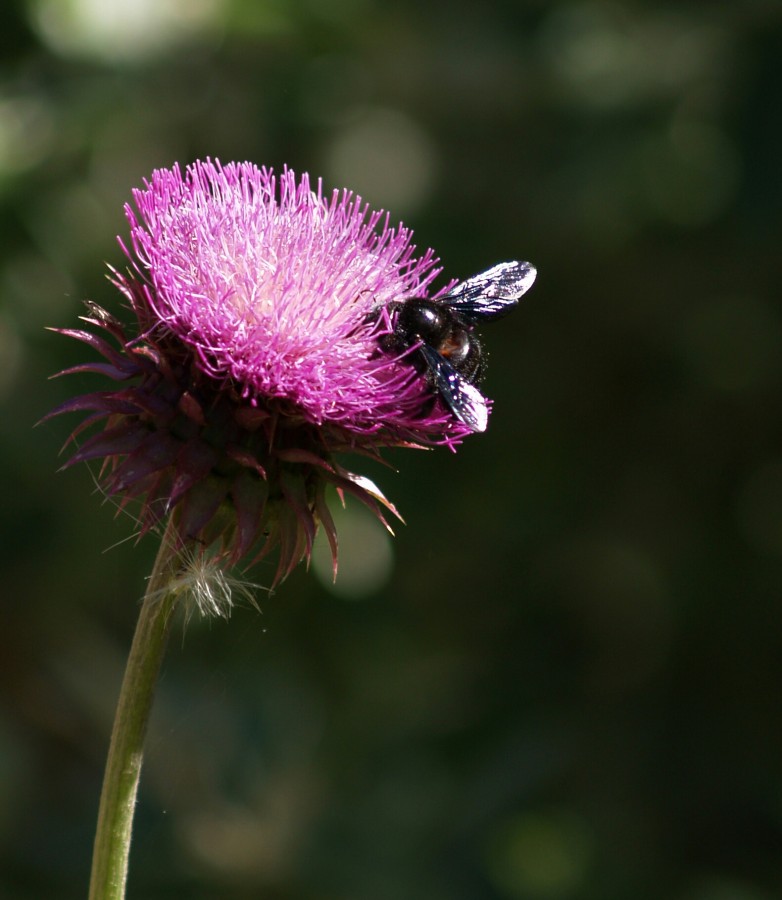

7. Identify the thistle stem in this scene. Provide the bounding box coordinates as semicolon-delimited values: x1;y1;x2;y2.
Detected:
88;517;189;900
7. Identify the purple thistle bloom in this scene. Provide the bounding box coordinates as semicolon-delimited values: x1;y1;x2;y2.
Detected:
46;160;483;583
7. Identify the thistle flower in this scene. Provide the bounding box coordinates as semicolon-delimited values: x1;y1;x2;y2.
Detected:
48;160;477;583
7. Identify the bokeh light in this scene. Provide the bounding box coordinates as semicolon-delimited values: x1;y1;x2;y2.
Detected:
30;0;223;63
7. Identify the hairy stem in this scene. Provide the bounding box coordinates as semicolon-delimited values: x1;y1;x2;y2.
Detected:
88;517;189;900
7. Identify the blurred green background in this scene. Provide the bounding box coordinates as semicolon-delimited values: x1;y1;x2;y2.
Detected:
2;1;782;898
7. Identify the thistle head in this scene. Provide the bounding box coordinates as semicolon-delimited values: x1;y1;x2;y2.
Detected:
47;160;482;583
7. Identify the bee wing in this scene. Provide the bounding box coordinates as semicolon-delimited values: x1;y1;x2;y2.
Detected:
444;260;536;322
418;344;488;433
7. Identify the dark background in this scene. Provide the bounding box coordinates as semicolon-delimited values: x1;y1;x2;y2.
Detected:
2;2;782;898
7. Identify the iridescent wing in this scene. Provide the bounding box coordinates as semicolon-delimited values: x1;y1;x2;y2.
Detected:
418;343;488;433
443;260;536;322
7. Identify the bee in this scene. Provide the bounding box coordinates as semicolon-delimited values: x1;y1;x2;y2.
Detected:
384;261;536;432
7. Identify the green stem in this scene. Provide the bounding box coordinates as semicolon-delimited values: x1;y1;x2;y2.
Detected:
88;517;190;900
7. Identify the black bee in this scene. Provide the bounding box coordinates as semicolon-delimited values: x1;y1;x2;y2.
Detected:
385;261;536;432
